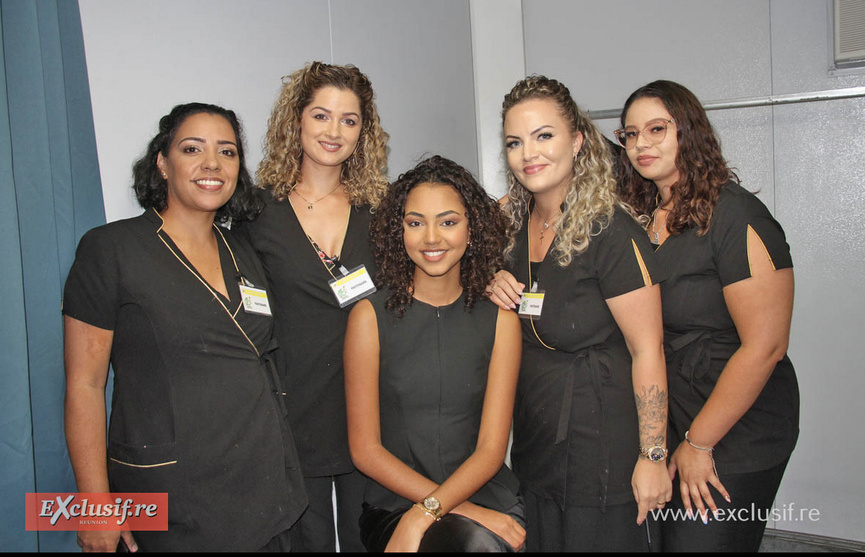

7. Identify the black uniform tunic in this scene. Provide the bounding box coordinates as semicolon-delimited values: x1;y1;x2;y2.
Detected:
504;206;661;510
364;291;520;513
62;209;306;552
656;182;799;474
239;197;376;476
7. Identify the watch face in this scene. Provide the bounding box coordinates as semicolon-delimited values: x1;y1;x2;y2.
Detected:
649;447;666;461
423;496;441;511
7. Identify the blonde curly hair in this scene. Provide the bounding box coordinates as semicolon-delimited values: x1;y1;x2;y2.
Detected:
256;61;389;207
502;75;630;267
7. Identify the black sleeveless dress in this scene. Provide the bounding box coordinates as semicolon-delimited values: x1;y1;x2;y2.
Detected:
359;291;523;552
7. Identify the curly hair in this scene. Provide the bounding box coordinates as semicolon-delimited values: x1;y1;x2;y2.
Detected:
501;75;625;267
256;61;389;207
370;155;508;318
131;102;261;224
618;80;738;236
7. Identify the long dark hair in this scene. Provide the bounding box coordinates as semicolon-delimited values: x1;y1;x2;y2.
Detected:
619;80;738;235
132;102;262;224
370;155;507;317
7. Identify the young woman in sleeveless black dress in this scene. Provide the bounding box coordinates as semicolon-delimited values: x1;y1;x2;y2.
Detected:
345;156;526;552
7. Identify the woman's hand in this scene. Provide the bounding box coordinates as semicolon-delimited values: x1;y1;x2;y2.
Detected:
77;530;138;553
632;457;673;525
384;505;436;553
668;440;730;523
65;316;137;552
485;270;524;310
452;501;526;551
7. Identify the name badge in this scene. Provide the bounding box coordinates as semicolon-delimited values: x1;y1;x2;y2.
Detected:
239;284;272;316
518;291;545;320
329;265;376;308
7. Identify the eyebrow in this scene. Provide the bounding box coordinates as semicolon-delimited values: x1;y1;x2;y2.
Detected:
177;136;238;147
405;209;461;219
626;116;672;127
505;124;553;140
310;106;361;119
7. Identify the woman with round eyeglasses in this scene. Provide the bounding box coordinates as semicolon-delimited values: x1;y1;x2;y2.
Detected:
616;80;799;552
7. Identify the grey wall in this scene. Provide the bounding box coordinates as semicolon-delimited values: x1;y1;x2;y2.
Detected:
78;0;477;222
329;0;478;179
522;0;865;542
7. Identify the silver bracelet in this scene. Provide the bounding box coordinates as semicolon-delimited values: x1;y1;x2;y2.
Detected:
684;430;713;452
684;430;719;478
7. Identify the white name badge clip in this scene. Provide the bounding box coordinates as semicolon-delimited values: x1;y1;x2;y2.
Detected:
239;282;273;316
329;264;376;308
518;290;546;320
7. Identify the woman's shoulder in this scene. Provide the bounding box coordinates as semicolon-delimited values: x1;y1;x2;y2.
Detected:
716;181;771;215
594;205;648;243
76;212;153;249
350;202;376;224
362;289;387;314
711;181;785;237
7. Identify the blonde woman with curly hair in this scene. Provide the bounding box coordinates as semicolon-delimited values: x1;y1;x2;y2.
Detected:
239;61;389;553
487;75;671;552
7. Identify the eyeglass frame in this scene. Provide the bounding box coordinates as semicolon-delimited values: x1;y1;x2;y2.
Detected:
613;118;676;150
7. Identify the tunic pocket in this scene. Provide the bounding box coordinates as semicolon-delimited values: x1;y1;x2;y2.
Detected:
107;441;191;527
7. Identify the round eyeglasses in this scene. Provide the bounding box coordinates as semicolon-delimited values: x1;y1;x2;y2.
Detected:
614;118;675;150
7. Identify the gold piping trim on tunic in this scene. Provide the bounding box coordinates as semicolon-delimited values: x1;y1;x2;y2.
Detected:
152;209;260;357
631;239;652;287
527;214;556;351
109;458;177;468
287;194;352;281
746;224;776;277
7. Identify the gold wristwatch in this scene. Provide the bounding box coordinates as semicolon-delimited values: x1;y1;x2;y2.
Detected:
421;496;443;520
639;445;668;462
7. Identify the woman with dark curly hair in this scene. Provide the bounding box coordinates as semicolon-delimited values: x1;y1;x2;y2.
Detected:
63;103;307;552
488;75;671;552
344;155;525;552
238;61;389;552
616;80;799;552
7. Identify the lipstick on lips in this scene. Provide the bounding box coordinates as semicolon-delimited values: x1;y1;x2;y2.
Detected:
194;178;224;191
523;164;546;175
319;140;342;152
421;249;446;262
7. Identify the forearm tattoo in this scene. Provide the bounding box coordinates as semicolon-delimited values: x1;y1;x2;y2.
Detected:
635;385;668;446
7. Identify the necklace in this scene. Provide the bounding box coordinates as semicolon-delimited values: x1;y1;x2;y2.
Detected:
292;183;343;210
535;210;560;241
651;206;668;244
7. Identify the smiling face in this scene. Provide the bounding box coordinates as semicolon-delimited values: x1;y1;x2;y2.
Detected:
623;96;680;190
299;85;362;172
503;98;583;201
156;112;239;218
403;182;470;283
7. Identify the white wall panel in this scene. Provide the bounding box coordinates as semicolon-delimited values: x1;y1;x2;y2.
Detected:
79;0;329;222
522;0;772;113
330;0;478;180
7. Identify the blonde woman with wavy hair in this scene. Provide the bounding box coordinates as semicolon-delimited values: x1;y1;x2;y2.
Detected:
239;61;388;553
488;75;671;552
